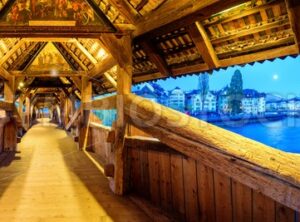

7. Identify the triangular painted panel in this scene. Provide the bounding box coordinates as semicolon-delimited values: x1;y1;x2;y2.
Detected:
0;0;116;36
27;42;72;72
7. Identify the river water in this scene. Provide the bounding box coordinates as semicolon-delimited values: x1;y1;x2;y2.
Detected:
218;117;300;153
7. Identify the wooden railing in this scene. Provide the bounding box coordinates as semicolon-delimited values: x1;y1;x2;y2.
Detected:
85;93;300;221
0;101;18;153
121;93;300;221
88;122;114;164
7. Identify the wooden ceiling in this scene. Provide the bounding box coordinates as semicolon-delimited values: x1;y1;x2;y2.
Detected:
0;0;299;105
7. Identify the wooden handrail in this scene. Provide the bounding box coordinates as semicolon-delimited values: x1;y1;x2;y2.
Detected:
82;95;117;111
91;95;117;110
89;122;112;131
0;101;13;111
124;93;300;211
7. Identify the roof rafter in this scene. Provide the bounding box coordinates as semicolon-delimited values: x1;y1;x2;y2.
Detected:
56;43;89;71
109;0;141;25
210;16;290;44
103;72;117;89
9;42;43;71
0;39;25;66
89;55;117;78
188;22;220;69
100;34;132;73
139;39;171;76
133;0;245;37
73;40;98;65
0;66;12;81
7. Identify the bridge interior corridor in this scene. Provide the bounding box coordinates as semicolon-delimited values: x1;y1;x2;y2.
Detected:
0;119;150;222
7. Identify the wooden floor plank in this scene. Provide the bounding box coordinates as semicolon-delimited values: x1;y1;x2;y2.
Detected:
0;120;150;221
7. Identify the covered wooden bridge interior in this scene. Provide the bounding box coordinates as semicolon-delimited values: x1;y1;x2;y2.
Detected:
0;0;300;221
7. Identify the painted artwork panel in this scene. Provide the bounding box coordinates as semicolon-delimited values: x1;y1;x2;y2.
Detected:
28;42;72;72
0;0;111;27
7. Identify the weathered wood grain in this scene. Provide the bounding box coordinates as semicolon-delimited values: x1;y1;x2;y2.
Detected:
125;94;300;211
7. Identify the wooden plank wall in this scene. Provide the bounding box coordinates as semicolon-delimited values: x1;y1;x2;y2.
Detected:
88;125;113;163
125;138;300;222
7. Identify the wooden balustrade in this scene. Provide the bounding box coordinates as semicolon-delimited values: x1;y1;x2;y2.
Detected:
124;94;300;221
88;122;114;164
85;93;300;220
125;137;300;222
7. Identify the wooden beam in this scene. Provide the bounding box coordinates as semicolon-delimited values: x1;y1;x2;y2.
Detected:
0;101;13;111
133;45;297;83
91;95;117;110
74;40;98;65
12;71;84;77
103;72;117;89
0;66;12;81
101;34;133;195
124;93;300;212
24;38;76;42
60;43;89;71
8;42;39;71
219;45;299;67
108;0;141;25
79;76;92;150
27;83;73;88
285;0;300;53
4;76;15;104
188;22;220;69
136;0;148;11
134;0;218;36
82;77;92;110
139;40;171;76
114;24;136;33
211;16;290;44
0;39;25;66
203;1;280;26
65;106;81;131
100;34;132;74
89;55;117;78
133;63;209;83
114;65;132;195
133;0;245;37
24;97;31;129
70;77;82;92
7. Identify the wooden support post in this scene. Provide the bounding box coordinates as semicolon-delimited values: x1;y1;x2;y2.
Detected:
62;97;72;128
4;76;15;104
25;97;30;129
18;97;24;123
55;105;62;125
113;65;132;195
79;76;92;150
4;76;17;151
100;34;133;195
285;0;300;53
0;118;10;153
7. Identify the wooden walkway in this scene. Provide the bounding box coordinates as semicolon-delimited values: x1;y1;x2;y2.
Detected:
0;119;150;222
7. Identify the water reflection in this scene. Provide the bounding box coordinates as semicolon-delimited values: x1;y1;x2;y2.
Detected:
220;117;300;153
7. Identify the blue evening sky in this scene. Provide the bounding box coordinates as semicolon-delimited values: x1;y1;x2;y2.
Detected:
135;56;300;98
